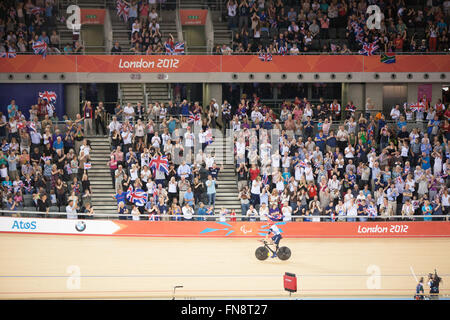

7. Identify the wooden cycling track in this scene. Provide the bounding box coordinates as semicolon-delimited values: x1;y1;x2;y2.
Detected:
0;233;449;299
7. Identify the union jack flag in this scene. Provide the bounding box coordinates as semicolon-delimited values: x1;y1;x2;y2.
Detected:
165;41;185;55
298;160;307;168
278;46;287;56
351;21;364;43
116;0;129;22
359;42;379;56
84;163;92;170
150;183;158;200
149;155;169;174
31;7;45;15
127;186;148;206
188;112;200;123
32;40;47;58
1;51;16;58
27;121;37;133
41;155;52;162
1;143;9;152
205;129;213;145
39;91;57;103
173;42;185;55
258;52;272;62
262;173;268;186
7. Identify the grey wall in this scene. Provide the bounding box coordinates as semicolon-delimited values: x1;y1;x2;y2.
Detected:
65;84;80;118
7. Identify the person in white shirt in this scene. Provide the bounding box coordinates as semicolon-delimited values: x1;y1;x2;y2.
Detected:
390;105;401;120
123;103;135;121
109;116;122;135
66;200;78;219
346;199;358;222
259;203;269;221
282;203;292;221
182;203;194;220
401;199;414;219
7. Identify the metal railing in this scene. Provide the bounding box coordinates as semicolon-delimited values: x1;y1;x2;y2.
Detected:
10;50;450;56
0;209;447;222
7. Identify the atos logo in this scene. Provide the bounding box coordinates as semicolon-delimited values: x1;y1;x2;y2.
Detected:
12;220;37;230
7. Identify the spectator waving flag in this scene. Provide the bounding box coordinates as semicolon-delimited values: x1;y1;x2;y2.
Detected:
126;186;148;206
258;52;272;62
32;40;48;58
149;155;169;174
359;41;379;56
164;42;173;54
116;0;130;22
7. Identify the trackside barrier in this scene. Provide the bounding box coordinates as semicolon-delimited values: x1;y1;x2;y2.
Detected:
0;216;449;238
0;209;448;221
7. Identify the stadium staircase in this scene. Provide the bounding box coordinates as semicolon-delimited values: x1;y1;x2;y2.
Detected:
86;136;117;216
210;11;233;49
208;134;241;215
147;83;171;103
119;83;145;106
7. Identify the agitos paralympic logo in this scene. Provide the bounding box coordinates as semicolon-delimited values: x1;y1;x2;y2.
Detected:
199;222;286;236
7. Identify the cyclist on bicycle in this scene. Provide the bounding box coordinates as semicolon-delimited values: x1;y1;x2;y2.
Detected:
265;215;283;258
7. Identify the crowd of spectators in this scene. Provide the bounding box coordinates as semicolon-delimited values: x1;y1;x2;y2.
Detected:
232;94;450;222
109;99;223;221
0;97;110;219
111;0;167;55
216;0;450;55
0;0;87;56
104;91;450;222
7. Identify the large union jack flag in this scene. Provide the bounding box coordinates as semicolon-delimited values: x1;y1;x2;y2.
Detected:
165;42;185;55
39;91;57;103
173;42;185;55
149;155;169;174
32;40;48;58
116;0;130;22
127;186;148;206
359;42;379;56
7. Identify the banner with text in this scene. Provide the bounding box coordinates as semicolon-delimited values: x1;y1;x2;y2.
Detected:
0;218;449;238
0;55;449;74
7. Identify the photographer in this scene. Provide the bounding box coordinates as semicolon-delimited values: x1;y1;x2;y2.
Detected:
428;270;442;300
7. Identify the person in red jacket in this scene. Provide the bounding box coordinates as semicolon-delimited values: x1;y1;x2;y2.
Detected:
249;163;260;181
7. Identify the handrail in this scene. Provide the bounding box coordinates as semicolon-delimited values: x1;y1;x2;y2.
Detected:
0;209;447;221
8;51;450;56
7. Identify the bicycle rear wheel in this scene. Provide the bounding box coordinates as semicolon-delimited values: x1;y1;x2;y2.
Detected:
277;246;291;260
255;246;269;260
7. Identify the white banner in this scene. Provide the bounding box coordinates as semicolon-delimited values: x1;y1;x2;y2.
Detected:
0;217;120;235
